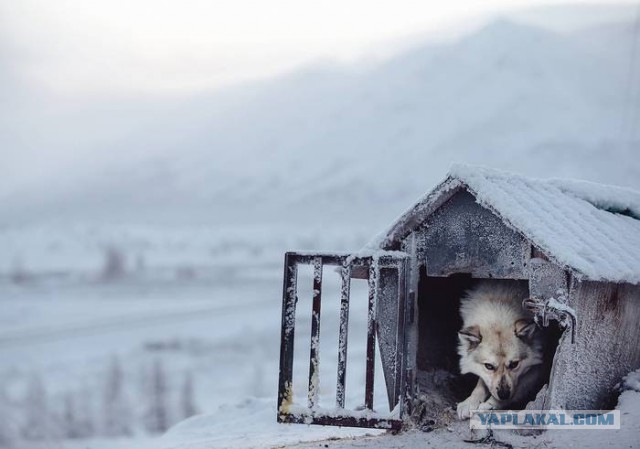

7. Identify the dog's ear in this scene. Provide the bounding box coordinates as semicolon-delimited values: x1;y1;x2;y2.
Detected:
459;326;482;350
514;319;537;340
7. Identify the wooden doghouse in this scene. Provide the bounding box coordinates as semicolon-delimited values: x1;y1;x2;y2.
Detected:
277;165;640;430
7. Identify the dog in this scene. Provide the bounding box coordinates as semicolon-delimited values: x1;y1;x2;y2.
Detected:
456;281;544;419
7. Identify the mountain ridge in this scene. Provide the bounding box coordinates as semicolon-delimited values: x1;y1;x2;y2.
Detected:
1;16;638;227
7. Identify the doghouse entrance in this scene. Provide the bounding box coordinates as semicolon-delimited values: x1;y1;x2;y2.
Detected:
413;269;562;425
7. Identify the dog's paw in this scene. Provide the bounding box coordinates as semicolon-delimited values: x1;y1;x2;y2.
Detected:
456;397;483;420
477;399;498;411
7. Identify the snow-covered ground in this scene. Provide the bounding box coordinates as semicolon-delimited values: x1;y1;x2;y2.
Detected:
2;222;638;449
157;370;640;449
0;224;389;449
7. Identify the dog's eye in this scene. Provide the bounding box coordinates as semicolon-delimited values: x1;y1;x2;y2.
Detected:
484;363;496;371
507;361;520;370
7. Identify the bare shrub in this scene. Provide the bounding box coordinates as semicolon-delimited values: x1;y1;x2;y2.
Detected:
100;246;127;281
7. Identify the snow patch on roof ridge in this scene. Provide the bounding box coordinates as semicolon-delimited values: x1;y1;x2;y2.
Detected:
450;163;547;187
548;178;640;220
450;163;640;220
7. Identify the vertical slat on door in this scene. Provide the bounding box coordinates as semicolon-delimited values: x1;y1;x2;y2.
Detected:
403;234;419;417
394;258;407;415
278;253;298;414
308;257;323;408
336;263;351;408
365;259;377;410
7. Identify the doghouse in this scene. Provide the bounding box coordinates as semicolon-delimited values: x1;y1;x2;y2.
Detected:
277;165;640;430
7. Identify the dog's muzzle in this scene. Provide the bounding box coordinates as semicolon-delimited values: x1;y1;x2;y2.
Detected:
497;377;511;400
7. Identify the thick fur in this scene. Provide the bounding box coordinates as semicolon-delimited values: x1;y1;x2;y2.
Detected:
456;281;544;419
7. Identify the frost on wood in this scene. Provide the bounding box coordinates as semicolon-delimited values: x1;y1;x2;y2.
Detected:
336;264;351;409
420;189;529;279
375;264;405;411
546;282;640;409
308;258;323;408
287;404;400;421
308;311;321;408
283;263;298;335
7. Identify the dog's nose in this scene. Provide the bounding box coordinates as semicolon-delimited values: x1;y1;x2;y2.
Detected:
497;377;511;400
497;388;510;400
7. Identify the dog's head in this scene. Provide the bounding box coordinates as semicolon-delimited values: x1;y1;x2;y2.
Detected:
458;319;543;402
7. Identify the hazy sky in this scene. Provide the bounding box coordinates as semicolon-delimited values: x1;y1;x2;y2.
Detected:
0;0;637;224
0;0;623;97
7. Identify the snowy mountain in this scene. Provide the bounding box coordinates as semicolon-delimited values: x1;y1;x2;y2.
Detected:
1;16;638;229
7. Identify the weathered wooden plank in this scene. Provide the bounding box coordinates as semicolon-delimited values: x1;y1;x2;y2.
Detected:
336;263;351;408
421;189;530;279
527;256;568;300
365;261;377;410
394;258;407;414
375;260;408;411
402;233;420;418
287;252;405;268
307;257;323;408
277;253;298;415
546;281;640;410
278;411;402;430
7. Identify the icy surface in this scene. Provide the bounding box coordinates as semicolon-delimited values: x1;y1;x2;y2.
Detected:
159;399;380;449
0;224;390;449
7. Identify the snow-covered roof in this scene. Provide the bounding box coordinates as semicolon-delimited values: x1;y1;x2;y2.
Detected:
376;165;640;284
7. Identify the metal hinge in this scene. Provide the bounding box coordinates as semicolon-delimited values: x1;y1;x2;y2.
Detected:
522;290;577;343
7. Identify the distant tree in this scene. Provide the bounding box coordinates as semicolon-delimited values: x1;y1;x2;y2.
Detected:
100;246;126;281
175;266;196;281
75;386;96;439
102;356;132;437
180;371;198;420
60;392;80;439
22;373;50;440
135;253;146;273
0;388;17;446
9;255;30;284
145;359;169;434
